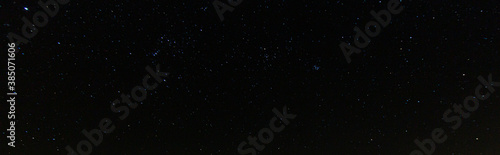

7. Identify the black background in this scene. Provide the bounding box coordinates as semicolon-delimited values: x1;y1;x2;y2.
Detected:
1;0;500;154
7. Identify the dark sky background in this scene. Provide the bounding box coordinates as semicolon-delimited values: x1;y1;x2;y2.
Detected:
1;0;500;154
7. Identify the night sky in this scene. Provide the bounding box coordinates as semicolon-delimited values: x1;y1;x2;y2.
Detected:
1;0;500;154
